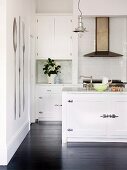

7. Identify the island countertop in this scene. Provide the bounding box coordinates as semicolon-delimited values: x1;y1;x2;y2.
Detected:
62;87;127;94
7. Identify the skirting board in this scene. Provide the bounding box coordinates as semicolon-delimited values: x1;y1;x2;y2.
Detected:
0;145;7;165
7;121;30;164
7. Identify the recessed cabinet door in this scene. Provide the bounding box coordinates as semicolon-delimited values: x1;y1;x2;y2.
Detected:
37;93;62;121
36;16;54;58
108;101;127;138
67;99;107;138
54;16;72;59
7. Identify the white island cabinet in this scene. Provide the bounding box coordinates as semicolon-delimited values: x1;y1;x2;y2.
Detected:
62;88;127;143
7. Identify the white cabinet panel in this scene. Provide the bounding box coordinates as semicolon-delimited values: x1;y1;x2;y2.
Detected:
66;98;107;138
36;15;72;59
54;16;72;59
36;85;63;97
108;101;127;138
36;16;54;58
62;93;127;143
37;93;62;120
36;86;62;121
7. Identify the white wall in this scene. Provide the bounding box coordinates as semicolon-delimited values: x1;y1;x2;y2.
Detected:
30;0;36;123
78;17;127;83
0;0;35;165
74;0;127;16
36;0;73;13
0;0;7;165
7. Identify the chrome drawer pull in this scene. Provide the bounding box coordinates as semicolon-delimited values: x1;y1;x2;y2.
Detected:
68;100;73;103
39;97;43;99
39;112;43;114
67;128;73;132
55;104;62;107
111;114;119;118
100;114;119;118
100;114;107;118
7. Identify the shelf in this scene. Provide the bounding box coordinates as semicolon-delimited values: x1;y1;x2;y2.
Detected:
36;59;72;84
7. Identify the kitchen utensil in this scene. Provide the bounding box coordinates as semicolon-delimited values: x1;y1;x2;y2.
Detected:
13;18;17;119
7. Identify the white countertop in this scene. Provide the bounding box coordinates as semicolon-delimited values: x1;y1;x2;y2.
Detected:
62;87;127;94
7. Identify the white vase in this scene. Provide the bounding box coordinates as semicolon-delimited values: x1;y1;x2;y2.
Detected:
47;74;56;84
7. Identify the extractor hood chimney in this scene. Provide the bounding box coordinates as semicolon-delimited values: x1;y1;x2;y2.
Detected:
84;17;123;57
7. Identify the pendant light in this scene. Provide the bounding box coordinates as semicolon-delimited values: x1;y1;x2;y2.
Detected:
74;0;87;33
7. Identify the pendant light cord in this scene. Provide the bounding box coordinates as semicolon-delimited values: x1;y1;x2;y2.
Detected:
78;0;82;16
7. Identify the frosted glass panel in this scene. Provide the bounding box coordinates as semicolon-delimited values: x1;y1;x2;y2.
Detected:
36;60;72;84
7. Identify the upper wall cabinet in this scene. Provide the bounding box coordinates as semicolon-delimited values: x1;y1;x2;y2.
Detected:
36;15;73;59
36;16;54;59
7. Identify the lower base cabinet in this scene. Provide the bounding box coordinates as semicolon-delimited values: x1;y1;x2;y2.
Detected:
36;85;62;121
62;93;127;143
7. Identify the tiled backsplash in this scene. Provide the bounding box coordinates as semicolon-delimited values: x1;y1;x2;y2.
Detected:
78;57;125;83
36;60;72;84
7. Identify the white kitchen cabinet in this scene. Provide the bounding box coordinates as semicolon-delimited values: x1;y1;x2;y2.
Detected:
54;16;72;59
107;101;127;138
36;85;63;121
36;16;54;59
66;97;107;138
36;15;72;59
62;92;127;143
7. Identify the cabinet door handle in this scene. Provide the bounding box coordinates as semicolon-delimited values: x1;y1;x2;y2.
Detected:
39;111;43;114
55;104;62;107
100;114;108;118
100;114;119;118
67;128;73;132
111;114;119;118
68;100;73;103
39;97;43;99
47;90;51;92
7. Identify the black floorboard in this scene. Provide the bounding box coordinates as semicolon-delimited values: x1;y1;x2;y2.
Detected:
1;122;127;170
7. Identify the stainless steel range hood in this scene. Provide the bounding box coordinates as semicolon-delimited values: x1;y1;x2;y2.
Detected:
84;17;123;57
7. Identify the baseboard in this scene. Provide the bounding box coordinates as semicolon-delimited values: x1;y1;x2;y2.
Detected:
38;117;62;121
7;121;30;164
38;121;62;125
0;145;7;165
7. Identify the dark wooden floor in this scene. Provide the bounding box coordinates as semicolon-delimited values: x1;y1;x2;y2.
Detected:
1;122;127;170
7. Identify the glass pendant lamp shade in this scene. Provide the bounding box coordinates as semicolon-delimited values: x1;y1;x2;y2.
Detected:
74;0;87;33
74;15;87;32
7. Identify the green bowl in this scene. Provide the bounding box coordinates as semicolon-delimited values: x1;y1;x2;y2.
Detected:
93;83;108;92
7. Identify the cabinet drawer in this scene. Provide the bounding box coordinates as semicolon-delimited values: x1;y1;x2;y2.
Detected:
36;86;63;98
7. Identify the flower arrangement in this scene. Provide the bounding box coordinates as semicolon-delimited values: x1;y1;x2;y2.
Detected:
43;58;61;77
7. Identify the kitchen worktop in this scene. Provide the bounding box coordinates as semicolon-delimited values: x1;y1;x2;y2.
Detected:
62;87;127;94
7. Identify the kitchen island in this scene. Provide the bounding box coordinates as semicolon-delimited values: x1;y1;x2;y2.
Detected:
62;87;127;143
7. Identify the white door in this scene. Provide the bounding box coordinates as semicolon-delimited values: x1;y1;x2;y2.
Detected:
54;16;72;59
67;97;107;138
108;101;127;138
36;16;54;59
